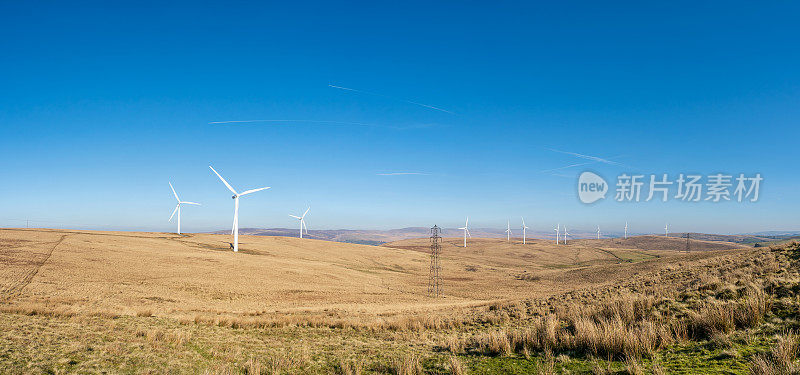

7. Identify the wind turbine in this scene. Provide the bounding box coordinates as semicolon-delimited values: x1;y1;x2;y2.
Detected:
554;224;560;244
596;225;601;239
563;226;570;245
168;182;200;235
458;217;471;247
521;217;529;244
209;165;270;252
505;220;512;241
624;221;628;239
289;207;310;238
665;223;669;237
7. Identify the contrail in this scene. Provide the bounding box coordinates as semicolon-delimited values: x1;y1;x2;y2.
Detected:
376;172;430;176
207;119;424;130
540;162;594;173
328;84;454;114
208;119;433;130
209;119;375;126
547;148;628;167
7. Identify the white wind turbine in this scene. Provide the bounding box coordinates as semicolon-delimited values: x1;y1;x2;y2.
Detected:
521;217;529;244
554;224;560;244
505;220;512;241
563;225;570;245
209;165;270;252
289;207;310;238
596;225;601;239
168;182;200;235
458;217;471;247
665;223;669;237
624;221;628;239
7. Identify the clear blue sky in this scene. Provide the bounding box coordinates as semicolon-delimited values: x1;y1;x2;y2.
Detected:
1;2;798;234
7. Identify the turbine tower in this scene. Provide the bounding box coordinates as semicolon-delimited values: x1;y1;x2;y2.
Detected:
458;217;471;247
505;220;512;241
521;217;529;244
209;165;270;252
624;221;628;239
596;225;601;239
554;224;560;244
665;223;669;237
563;226;570;245
168;182;200;235
289;207;310;238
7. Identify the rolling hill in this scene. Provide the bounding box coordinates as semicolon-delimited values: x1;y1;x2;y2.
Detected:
1;228;745;319
0;227;790;374
216;227;771;245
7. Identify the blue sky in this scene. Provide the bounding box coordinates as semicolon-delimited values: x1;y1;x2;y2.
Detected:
1;1;798;234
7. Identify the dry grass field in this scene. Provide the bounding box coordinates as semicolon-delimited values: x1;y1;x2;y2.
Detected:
0;229;744;317
0;228;797;374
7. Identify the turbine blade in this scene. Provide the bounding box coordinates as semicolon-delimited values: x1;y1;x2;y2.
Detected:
181;201;201;205
239;187;270;196
169;204;179;222
289;215;301;219
466;229;471;238
169;182;180;201
302;220;308;233
209;166;237;194
302;207;310;218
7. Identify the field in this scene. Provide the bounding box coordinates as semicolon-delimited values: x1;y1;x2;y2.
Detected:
1;228;798;374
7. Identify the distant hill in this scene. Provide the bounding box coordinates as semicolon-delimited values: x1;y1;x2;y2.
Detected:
666;232;800;246
668;232;778;244
209;228;800;246
212;227;511;245
211;227;620;245
743;230;800;237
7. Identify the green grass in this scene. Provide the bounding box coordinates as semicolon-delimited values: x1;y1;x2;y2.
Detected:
455;333;775;374
0;300;791;374
1;243;797;374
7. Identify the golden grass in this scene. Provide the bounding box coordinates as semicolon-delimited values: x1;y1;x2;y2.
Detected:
0;228;795;373
749;332;800;375
447;242;799;362
0;228;742;334
338;357;364;375
447;355;464;375
390;353;422;375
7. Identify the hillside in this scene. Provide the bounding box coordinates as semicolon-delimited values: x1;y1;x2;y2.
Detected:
0;229;744;319
668;232;782;244
213;227;779;247
215;227;516;245
1;228;792;374
0;228;434;317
